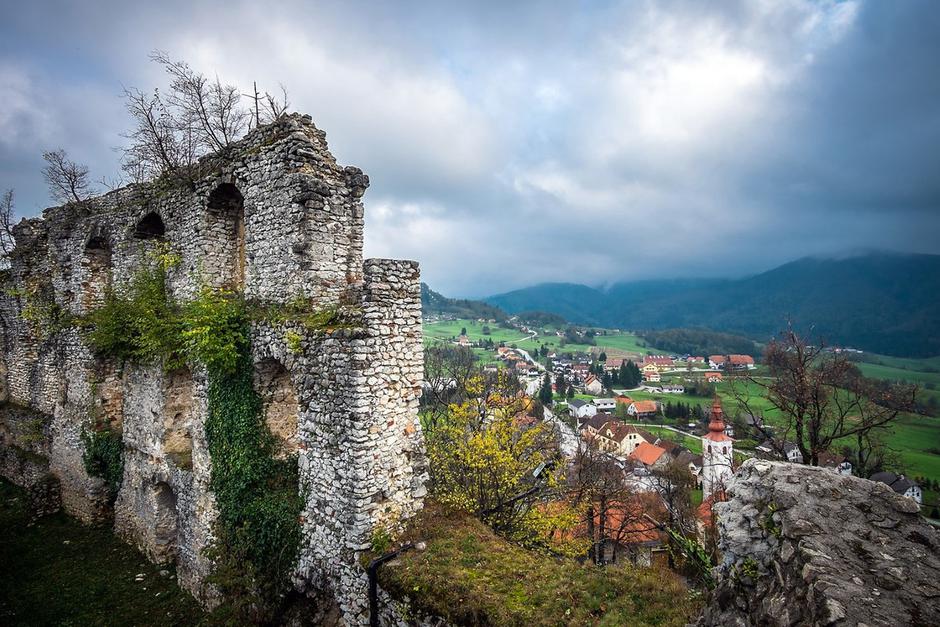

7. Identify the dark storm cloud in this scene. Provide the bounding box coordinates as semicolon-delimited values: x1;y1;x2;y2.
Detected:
1;0;937;295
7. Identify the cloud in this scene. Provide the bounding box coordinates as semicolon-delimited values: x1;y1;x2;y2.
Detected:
1;0;937;295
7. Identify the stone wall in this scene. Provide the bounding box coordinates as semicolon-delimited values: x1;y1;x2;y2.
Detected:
0;113;426;623
697;459;940;627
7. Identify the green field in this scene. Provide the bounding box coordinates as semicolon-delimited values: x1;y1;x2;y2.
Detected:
423;318;662;361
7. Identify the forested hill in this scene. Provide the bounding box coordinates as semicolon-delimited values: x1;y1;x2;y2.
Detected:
421;283;508;321
485;253;940;358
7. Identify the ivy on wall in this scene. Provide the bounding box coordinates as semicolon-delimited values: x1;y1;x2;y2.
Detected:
75;247;319;618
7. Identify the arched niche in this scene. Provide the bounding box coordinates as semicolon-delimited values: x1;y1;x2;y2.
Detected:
254;358;299;456
163;368;194;469
207;182;246;289
82;235;111;309
134;212;166;240
151;481;178;563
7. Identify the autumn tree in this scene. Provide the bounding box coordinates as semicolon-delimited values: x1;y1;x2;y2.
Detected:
427;371;578;551
730;327;917;467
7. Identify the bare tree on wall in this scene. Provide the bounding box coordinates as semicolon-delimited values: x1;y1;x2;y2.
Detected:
0;189;16;266
42;149;96;205
122;51;291;186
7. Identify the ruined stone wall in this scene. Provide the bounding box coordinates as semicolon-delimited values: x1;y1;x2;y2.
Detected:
0;113;426;623
697;459;940;627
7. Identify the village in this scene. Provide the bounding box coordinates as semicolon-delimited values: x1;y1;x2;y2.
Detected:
431;315;929;566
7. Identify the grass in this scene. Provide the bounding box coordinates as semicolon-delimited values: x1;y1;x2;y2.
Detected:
375;502;701;626
0;479;204;626
423;318;666;363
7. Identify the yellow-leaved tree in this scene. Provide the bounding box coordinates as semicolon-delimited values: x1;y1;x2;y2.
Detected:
427;372;586;555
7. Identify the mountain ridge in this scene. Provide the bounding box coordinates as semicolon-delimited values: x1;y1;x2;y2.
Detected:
483;252;940;357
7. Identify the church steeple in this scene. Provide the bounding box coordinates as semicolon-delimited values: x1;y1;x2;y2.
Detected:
701;396;733;499
708;396;726;435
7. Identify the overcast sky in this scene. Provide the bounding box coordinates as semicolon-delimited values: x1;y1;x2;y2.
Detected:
2;1;938;296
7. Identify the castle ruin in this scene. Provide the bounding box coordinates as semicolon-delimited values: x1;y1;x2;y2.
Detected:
0;113;427;624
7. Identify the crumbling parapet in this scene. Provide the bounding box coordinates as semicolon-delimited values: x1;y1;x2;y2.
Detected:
697;459;940;627
0;112;426;623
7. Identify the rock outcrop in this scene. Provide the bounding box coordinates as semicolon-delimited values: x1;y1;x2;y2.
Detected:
698;459;940;627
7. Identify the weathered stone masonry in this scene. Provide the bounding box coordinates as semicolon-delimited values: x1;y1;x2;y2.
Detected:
0;113;427;624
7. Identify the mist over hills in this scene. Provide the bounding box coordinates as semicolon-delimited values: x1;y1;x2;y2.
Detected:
482;253;940;358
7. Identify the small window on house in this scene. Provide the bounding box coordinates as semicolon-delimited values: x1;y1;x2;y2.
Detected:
134;212;166;239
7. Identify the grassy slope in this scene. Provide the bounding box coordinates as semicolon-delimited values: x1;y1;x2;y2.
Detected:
377;502;700;626
0;480;203;626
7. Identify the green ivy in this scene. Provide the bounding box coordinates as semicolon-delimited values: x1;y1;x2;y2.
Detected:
80;426;125;499
203;340;304;621
80;255;319;617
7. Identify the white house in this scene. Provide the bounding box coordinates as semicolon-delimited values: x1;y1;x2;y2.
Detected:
870;472;922;506
662;384;684;394
594;398;616;412
701;398;734;500
584;375;603;395
756;440;804;464
568;399;597;420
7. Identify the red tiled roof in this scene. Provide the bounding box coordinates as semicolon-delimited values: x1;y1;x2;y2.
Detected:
631;400;658;413
709;355;726;363
729;354;755;365
629;442;667;466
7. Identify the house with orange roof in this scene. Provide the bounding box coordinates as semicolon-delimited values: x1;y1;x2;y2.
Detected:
628;441;669;469
642;356;675;372
627;400;659;419
551;492;667;567
643;371;661;383
727;354;756;370
703;371;723;383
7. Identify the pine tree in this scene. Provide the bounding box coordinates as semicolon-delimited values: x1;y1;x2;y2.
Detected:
538;373;553;405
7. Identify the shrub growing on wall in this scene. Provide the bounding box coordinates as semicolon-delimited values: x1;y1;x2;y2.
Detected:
80;426;125;500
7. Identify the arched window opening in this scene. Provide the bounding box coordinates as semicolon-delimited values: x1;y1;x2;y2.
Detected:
254;358;299;456
152;481;178;563
207;183;246;289
134;212;166;239
163;368;194;469
82;236;111;309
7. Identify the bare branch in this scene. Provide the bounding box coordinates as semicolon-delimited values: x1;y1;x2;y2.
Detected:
42;149;95;205
0;189;15;263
